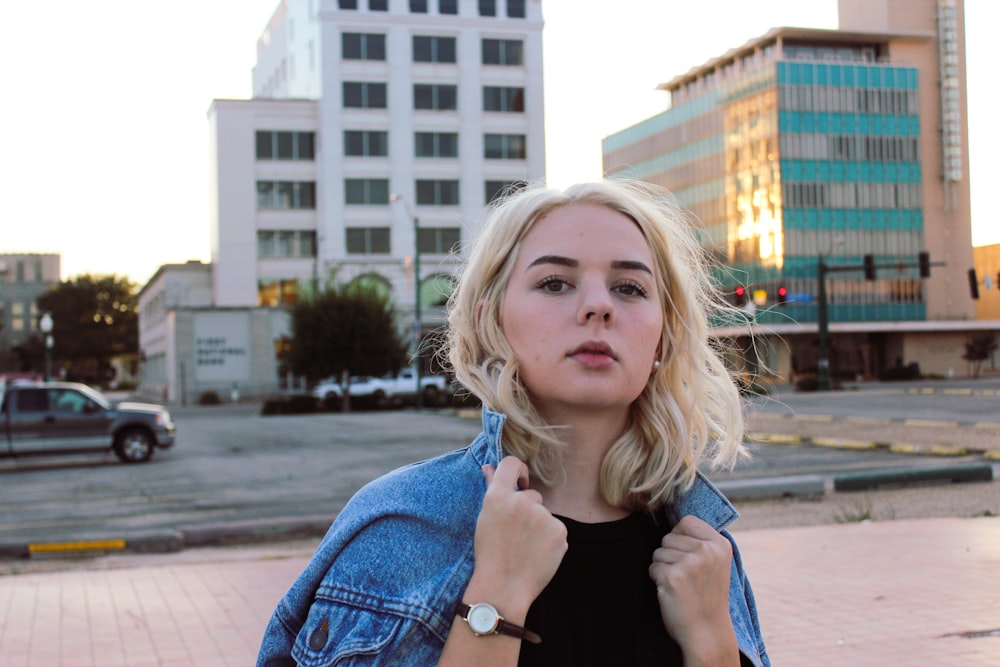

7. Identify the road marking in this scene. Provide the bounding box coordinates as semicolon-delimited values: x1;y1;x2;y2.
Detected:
903;419;960;429
749;433;802;444
812;438;878;450
888;443;969;457
792;414;835;422
28;539;127;554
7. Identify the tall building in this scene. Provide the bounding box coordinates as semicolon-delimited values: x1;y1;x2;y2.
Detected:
603;0;996;381
141;0;545;401
0;254;60;371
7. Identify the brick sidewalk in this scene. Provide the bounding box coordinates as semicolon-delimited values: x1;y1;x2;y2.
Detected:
1;517;998;666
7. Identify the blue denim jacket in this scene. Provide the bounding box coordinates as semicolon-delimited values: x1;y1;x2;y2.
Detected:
258;410;769;666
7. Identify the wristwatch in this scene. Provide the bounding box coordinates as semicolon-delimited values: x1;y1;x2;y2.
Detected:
457;602;542;644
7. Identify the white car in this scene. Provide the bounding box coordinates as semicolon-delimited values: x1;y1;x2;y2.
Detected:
312;376;388;402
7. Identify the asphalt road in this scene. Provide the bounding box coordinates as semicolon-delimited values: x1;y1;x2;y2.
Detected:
1;378;997;553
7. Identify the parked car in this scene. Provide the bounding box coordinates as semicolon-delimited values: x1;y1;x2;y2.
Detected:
0;381;176;463
311;369;451;408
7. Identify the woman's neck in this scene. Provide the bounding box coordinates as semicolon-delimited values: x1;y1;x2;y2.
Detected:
533;408;631;523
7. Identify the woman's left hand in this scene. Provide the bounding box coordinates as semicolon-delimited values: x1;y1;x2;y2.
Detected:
649;515;740;666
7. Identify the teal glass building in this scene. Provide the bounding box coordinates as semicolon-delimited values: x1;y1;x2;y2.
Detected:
603;0;981;382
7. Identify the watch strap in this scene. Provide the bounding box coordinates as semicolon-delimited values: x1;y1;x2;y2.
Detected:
457;602;542;645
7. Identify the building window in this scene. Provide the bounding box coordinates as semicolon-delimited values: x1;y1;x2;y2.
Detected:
258;279;301;307
344;130;389;156
410;0;428;12
346;227;391;254
417;227;460;254
439;0;458;14
343;82;387;108
416;179;460;205
415;131;458;157
482;38;523;65
507;0;525;17
483;86;524;112
256;131;316;160
257;181;317;209
414;84;457;110
342;32;386;60
257;230;318;258
345;178;390;204
338;0;357;8
11;302;25;331
485;179;528;204
369;0;387;9
478;0;496;16
413;36;457;63
484;134;526;159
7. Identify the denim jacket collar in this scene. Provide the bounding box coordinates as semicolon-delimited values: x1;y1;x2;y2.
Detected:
477;408;740;530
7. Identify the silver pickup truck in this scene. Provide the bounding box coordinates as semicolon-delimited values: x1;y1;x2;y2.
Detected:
0;381;176;463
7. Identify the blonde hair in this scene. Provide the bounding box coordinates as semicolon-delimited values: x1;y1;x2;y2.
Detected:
446;180;748;511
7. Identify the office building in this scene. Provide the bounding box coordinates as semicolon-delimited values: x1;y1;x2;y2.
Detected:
140;0;545;401
603;0;997;380
0;254;60;372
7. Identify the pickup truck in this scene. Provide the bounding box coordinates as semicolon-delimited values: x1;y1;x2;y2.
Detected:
0;381;176;463
312;368;450;408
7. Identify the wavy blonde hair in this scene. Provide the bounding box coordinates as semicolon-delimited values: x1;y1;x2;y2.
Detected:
446;180;748;511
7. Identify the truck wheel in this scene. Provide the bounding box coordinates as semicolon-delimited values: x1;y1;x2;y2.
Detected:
114;427;156;463
373;389;388;409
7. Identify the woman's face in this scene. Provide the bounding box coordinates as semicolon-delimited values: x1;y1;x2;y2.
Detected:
500;203;664;420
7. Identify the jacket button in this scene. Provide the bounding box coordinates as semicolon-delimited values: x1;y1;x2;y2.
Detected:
309;618;329;651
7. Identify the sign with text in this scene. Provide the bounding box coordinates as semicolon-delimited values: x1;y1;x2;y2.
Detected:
193;312;250;382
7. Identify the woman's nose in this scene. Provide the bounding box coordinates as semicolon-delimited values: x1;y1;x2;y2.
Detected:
578;284;614;325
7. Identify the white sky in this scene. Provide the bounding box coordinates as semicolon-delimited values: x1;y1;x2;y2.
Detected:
3;0;997;284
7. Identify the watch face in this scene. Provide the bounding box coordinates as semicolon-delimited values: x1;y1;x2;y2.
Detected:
468;603;499;634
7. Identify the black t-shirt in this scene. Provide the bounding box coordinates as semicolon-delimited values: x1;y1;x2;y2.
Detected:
517;511;684;667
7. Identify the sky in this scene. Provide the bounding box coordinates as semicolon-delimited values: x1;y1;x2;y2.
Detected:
3;0;998;285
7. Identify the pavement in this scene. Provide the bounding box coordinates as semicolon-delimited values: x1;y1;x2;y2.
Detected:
1;517;997;666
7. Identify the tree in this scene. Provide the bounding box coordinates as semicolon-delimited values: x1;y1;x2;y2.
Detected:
962;333;998;379
284;283;408;410
36;274;139;384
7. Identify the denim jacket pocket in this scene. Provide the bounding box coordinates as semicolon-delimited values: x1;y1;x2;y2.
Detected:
290;598;411;667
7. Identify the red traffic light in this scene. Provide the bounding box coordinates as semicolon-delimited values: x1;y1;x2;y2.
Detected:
735;285;746;297
777;285;788;305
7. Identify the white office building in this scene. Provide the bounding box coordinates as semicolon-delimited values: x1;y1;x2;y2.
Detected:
140;0;545;402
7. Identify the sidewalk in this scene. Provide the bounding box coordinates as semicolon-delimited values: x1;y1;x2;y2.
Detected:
1;516;997;666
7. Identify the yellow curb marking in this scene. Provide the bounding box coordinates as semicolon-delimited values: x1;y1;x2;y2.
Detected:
903;419;960;428
983;450;1000;462
888;443;968;457
974;422;1000;430
28;539;127;554
943;388;973;396
812;438;878;450
749;433;801;444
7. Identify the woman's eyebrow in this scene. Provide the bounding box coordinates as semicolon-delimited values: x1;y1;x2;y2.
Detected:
611;260;653;274
527;255;577;269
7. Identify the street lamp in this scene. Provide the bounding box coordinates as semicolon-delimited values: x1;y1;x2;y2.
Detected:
390;193;423;409
39;312;54;382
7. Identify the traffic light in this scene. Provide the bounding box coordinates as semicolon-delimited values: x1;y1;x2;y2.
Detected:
968;269;980;300
734;284;747;306
863;254;876;281
918;251;931;278
777;285;788;306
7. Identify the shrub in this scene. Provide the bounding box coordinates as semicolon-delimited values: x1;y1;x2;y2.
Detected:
198;390;221;405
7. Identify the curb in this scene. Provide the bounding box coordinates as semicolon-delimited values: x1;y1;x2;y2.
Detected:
0;515;335;561
748;430;998;462
832;463;994;492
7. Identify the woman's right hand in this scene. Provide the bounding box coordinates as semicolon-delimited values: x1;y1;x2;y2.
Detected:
466;456;568;617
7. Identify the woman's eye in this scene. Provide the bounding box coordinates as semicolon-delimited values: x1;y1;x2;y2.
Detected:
615;280;648;298
536;275;571;293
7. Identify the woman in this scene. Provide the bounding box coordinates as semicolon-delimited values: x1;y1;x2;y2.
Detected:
257;180;769;667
